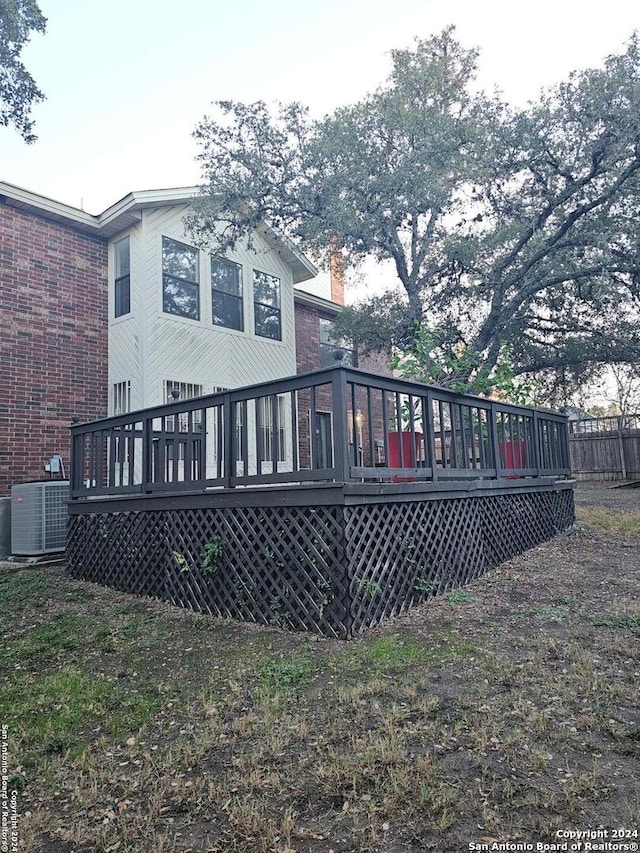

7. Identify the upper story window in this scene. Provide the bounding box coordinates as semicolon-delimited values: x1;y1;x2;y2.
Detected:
162;237;199;320
319;318;355;367
211;257;243;331
253;270;281;341
114;237;130;317
164;379;203;404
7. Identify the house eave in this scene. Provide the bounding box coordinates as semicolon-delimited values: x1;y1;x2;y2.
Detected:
293;288;343;315
0;181;318;282
256;222;317;284
0;180;102;236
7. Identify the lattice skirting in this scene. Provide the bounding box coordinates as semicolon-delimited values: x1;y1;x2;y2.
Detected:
67;488;575;638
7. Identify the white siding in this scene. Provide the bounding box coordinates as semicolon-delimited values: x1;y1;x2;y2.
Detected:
108;203;299;413
108;221;144;413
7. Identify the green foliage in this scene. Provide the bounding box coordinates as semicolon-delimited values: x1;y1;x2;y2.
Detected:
260;655;312;693
364;636;429;668
593;614;640;629
202;537;225;575
7;773;26;793
0;670;158;759
445;589;475;605
0;569;49;611
576;506;640;538
414;578;440;595
172;550;190;573
0;0;46;142
390;322;536;402
191;28;640;395
354;576;382;598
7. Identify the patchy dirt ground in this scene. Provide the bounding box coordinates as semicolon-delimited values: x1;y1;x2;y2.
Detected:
1;482;638;852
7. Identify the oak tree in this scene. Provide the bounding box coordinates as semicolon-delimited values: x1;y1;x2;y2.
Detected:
189;28;640;391
0;0;46;142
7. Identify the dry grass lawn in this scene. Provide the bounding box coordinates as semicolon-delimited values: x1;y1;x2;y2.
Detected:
1;482;638;852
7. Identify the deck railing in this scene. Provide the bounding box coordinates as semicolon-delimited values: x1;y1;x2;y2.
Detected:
70;366;572;502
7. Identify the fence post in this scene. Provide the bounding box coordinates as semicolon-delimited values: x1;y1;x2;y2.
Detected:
617;416;628;480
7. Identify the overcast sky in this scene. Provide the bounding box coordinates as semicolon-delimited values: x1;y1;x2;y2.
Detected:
1;0;638;214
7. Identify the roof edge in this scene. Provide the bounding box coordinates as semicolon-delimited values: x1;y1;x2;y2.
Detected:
294;288;343;313
0;181;318;281
0;180;100;232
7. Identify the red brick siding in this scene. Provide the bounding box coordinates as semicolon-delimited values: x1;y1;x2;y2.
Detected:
294;301;323;374
294;300;392;469
0;202;108;495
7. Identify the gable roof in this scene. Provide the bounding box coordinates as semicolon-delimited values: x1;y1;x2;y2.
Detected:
0;181;317;284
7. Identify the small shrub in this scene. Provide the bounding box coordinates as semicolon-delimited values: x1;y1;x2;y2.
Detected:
202;537;225;575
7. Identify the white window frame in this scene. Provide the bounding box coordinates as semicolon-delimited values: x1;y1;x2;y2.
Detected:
253;269;281;340
161;237;200;320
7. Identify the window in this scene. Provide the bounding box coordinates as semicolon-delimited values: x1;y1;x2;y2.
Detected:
253;270;281;340
164;380;203;405
319;318;355;367
162;237;199;319
211;257;243;331
258;396;287;463
114;237;130;317
210;386;244;464
112;380;131;415
163;380;203;432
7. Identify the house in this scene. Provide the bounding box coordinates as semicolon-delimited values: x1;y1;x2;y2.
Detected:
1;180;378;554
1;188;574;628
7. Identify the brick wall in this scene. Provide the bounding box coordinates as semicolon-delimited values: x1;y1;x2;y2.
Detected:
294;300;392;469
0;202;108;496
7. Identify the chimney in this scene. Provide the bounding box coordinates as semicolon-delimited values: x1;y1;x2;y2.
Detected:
329;247;344;305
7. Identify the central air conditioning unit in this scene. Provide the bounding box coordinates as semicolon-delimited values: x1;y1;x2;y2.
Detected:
11;480;70;556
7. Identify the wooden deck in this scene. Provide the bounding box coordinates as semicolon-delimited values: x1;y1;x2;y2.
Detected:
68;367;575;636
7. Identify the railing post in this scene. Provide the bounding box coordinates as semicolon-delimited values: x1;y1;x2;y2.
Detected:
424;390;438;482
531;410;541;478
332;368;350;483
69;424;80;495
561;416;571;477
489;402;502;480
142;417;153;493
223;392;234;489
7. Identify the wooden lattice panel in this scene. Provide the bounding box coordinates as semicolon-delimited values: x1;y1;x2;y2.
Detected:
161;505;350;637
481;490;575;567
67;513;166;597
343;490;575;634
69;505;351;638
344;498;487;632
67;488;575;638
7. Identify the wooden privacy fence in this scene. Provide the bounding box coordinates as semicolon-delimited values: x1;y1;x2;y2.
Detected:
569;414;640;481
68;366;574;637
